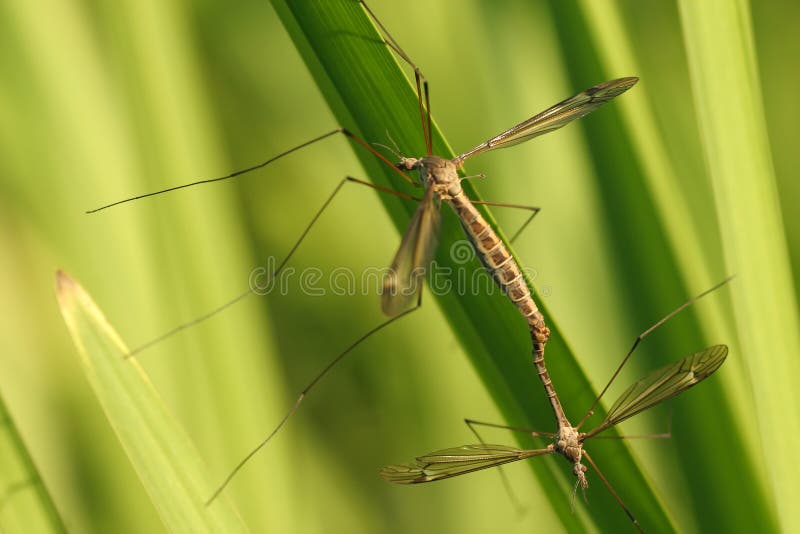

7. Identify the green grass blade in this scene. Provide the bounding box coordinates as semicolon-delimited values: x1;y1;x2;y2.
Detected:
0;392;66;534
5;0;787;530
269;1;677;530
679;1;800;530
542;1;776;531
55;271;247;532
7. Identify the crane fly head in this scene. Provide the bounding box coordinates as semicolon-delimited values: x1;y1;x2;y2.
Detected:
554;425;589;489
395;157;419;171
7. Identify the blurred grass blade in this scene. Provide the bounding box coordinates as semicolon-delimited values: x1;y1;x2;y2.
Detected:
576;0;737;365
270;1;675;530
537;0;776;530
577;1;720;288
55;271;247;532
559;0;774;531
0;391;66;533
678;1;800;530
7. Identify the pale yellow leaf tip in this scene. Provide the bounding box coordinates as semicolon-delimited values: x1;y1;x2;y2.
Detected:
55;269;79;308
55;269;73;292
55;269;91;315
55;269;128;355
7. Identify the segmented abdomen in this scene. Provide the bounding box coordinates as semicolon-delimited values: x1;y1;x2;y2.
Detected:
448;194;548;339
449;192;562;423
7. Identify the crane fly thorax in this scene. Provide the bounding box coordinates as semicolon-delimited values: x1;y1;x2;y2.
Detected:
555;425;588;487
398;155;462;198
555;425;582;461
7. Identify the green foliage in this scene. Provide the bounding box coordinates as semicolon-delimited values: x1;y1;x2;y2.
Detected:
55;271;246;531
0;0;794;532
0;392;66;533
679;1;800;530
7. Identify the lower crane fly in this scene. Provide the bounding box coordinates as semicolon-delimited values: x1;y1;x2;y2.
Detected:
381;347;726;524
381;280;731;532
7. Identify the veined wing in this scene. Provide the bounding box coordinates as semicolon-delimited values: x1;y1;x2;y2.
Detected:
585;345;728;439
380;444;552;484
381;186;441;316
454;77;638;164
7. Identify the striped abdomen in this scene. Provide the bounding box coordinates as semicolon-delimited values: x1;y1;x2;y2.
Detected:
448;192;566;425
448;193;550;345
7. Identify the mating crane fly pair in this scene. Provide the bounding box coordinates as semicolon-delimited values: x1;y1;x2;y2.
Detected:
88;1;728;529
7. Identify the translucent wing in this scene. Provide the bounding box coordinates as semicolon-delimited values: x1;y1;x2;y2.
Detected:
454;77;638;164
381;186;441;316
380;444;552;484
585;345;728;439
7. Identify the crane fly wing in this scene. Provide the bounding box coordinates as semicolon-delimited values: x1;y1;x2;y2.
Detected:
585;345;728;438
379;444;552;484
455;77;638;163
381;187;441;316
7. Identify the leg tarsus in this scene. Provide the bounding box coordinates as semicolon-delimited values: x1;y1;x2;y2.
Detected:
463;419;527;517
464;418;553;438
582;450;643;533
127;176;417;357
358;1;433;154
207;304;422;504
576;276;734;430
468;200;541;244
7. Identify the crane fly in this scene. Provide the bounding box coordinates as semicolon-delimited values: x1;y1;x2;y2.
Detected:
381;346;727;483
381;278;733;532
380;75;638;321
85;0;636;503
360;1;637;439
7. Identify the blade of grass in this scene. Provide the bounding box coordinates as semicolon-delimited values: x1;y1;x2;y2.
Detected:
55;271;247;532
270;1;677;530
0;391;66;534
550;1;775;531
679;1;800;530
536;0;780;530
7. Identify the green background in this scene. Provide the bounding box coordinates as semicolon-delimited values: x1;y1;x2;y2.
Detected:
0;0;797;532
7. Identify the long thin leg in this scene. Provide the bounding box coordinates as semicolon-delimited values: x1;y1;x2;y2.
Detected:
207;302;422;505
582;450;643;533
576;276;735;429
588;410;673;440
463;419;526;516
423;78;433;155
469;200;541;244
126;176;419;357
464;418;554;439
589;433;670;440
87;127;414;213
359;1;433;155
